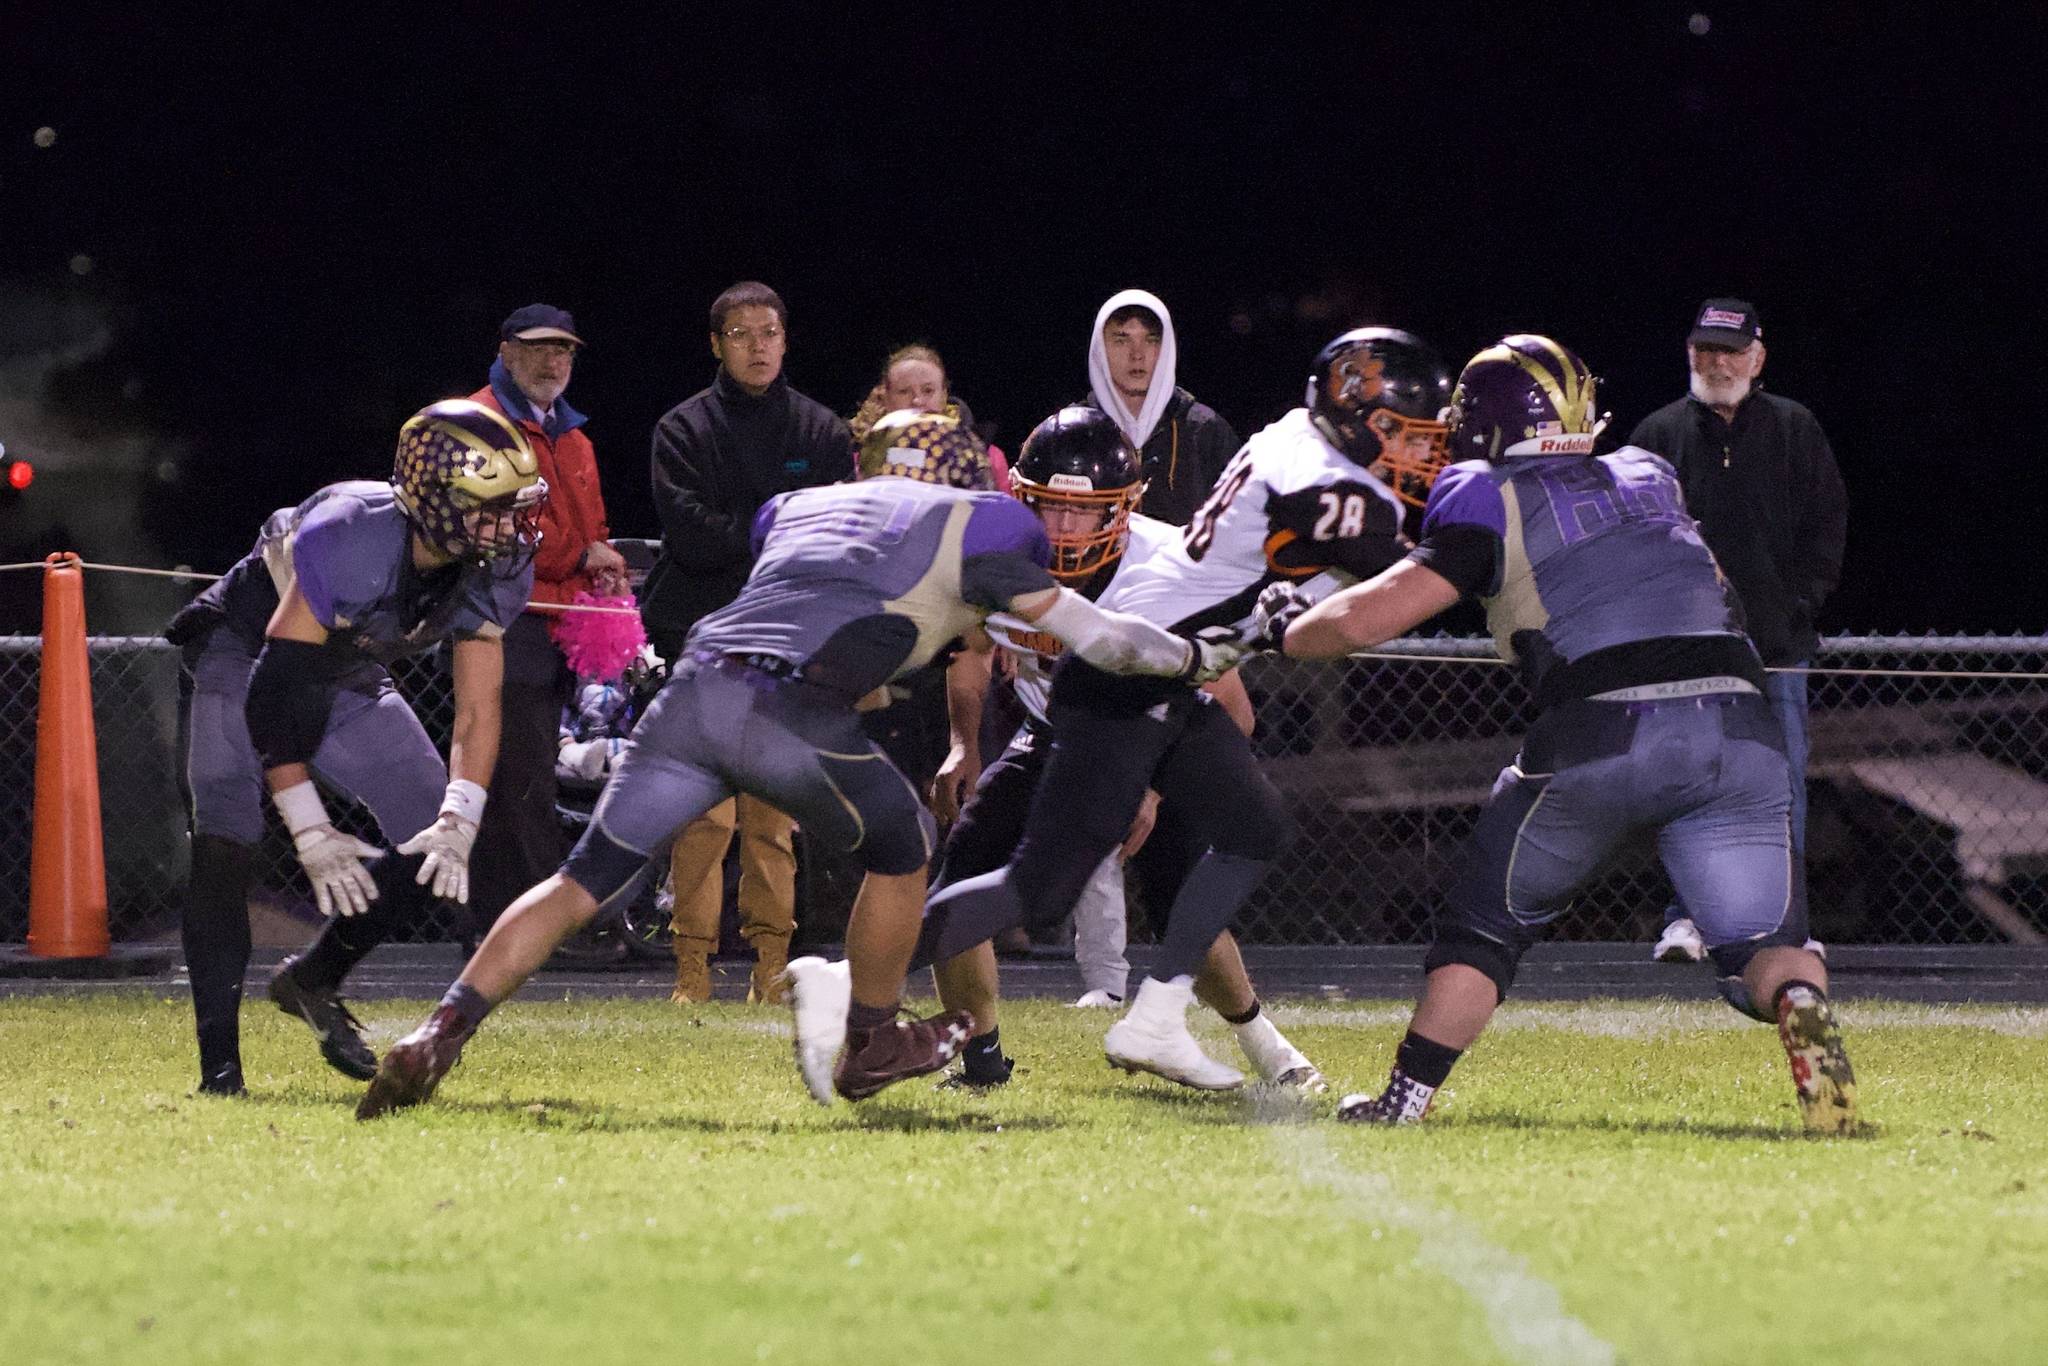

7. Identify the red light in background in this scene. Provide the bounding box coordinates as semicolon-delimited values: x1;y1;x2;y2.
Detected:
6;460;32;490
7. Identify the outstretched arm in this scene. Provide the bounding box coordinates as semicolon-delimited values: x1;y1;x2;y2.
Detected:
1269;559;1463;660
1007;586;1236;682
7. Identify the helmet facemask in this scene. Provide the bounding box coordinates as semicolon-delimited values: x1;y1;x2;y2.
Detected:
1364;407;1452;509
1014;475;1144;581
393;400;547;573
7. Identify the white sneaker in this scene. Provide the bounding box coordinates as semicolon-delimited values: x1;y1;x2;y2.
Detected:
781;956;851;1106
1804;938;1828;961
1103;977;1244;1091
1233;1013;1328;1094
1072;989;1124;1008
1652;917;1706;963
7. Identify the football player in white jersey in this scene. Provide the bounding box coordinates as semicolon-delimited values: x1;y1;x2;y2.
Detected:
918;406;1326;1093
901;332;1455;1089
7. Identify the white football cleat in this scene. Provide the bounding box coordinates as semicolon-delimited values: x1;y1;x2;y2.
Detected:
1104;976;1244;1091
1804;938;1828;961
1232;1012;1328;1094
1652;917;1706;963
781;956;851;1106
1071;989;1124;1009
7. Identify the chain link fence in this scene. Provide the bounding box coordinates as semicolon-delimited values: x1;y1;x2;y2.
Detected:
4;634;2044;950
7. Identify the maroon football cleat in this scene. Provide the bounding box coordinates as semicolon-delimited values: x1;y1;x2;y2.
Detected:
355;1006;473;1120
834;1010;975;1102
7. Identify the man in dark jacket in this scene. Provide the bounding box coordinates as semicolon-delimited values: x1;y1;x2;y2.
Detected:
641;281;852;1003
1085;288;1240;527
1631;298;1848;963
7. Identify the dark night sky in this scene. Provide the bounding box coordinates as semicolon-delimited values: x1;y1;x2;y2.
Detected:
3;4;2041;632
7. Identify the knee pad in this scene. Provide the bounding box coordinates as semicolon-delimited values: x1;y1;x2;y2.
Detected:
1709;933;1808;1022
854;800;936;878
562;818;663;911
1423;928;1521;1003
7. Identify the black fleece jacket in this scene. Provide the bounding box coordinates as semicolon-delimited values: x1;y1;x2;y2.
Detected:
641;368;852;647
1630;388;1847;665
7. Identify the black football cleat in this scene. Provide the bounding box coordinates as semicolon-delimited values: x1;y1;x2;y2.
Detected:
268;960;378;1081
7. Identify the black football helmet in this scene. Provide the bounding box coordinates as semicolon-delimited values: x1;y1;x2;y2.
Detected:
1305;327;1453;507
1012;406;1145;581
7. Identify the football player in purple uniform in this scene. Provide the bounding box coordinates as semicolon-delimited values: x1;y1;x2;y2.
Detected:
1246;335;1857;1134
165;400;544;1095
356;411;1243;1118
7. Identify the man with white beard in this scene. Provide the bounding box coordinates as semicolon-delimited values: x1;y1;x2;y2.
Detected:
1631;299;1848;964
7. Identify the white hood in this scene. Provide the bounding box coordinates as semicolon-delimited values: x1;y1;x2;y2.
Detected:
1087;288;1178;451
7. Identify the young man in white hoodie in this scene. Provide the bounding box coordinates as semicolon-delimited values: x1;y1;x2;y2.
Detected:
1087;289;1241;527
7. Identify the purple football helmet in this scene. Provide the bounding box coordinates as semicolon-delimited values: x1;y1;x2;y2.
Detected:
1445;334;1604;462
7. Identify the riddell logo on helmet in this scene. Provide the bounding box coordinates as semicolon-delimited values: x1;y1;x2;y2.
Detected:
1538;435;1596;454
1047;473;1093;492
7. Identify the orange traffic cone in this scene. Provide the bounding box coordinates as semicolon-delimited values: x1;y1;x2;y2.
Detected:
28;553;110;959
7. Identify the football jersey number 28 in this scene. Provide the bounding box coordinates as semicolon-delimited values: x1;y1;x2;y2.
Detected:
1312;491;1371;541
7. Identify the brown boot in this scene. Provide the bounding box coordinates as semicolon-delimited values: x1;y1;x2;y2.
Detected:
671;936;714;1004
746;935;791;1005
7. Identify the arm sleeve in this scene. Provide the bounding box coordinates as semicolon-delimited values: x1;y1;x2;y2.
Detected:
650;411;752;572
1031;588;1192;679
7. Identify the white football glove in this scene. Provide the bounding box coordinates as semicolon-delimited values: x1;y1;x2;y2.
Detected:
1177;624;1248;685
273;779;382;918
1244;581;1317;653
396;779;487;905
292;825;385;918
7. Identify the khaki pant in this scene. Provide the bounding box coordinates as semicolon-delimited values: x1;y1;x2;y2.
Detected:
667;795;797;953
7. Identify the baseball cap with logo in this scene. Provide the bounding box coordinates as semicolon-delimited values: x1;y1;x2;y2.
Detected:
1687;298;1762;349
500;303;585;346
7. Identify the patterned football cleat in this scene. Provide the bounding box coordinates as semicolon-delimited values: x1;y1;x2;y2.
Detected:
1776;985;1859;1134
268;959;378;1081
1335;1071;1436;1125
835;1011;975;1101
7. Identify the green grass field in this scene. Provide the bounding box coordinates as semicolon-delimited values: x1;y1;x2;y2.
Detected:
4;992;2046;1366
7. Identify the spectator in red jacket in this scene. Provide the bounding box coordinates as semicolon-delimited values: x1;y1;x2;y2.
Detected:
465;304;626;937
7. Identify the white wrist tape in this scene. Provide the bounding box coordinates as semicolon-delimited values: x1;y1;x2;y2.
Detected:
439;778;487;827
1034;588;1194;679
272;780;331;838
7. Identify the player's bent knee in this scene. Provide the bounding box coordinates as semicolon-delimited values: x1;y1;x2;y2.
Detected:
560;819;660;914
853;804;935;878
1424;928;1521;1003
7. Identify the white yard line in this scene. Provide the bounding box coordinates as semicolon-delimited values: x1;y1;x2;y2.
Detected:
1266;1000;2048;1039
1270;1123;1618;1366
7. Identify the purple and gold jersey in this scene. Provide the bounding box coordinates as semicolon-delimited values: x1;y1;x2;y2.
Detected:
1410;447;1758;704
687;478;1056;698
186;481;532;666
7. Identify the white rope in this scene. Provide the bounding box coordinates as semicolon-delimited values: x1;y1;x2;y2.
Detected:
4;558;2046;671
0;557;641;615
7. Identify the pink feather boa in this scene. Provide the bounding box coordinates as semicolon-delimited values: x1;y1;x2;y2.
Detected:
550;593;647;683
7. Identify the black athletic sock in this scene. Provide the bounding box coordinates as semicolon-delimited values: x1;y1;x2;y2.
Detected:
848;1001;899;1032
1155;852;1267;980
1221;1000;1262;1027
908;869;1028;974
184;835;255;1082
290;853;426;990
1394;1030;1464;1089
962;1026;1012;1083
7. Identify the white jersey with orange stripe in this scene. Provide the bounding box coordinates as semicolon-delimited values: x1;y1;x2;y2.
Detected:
1096;406;1409;636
